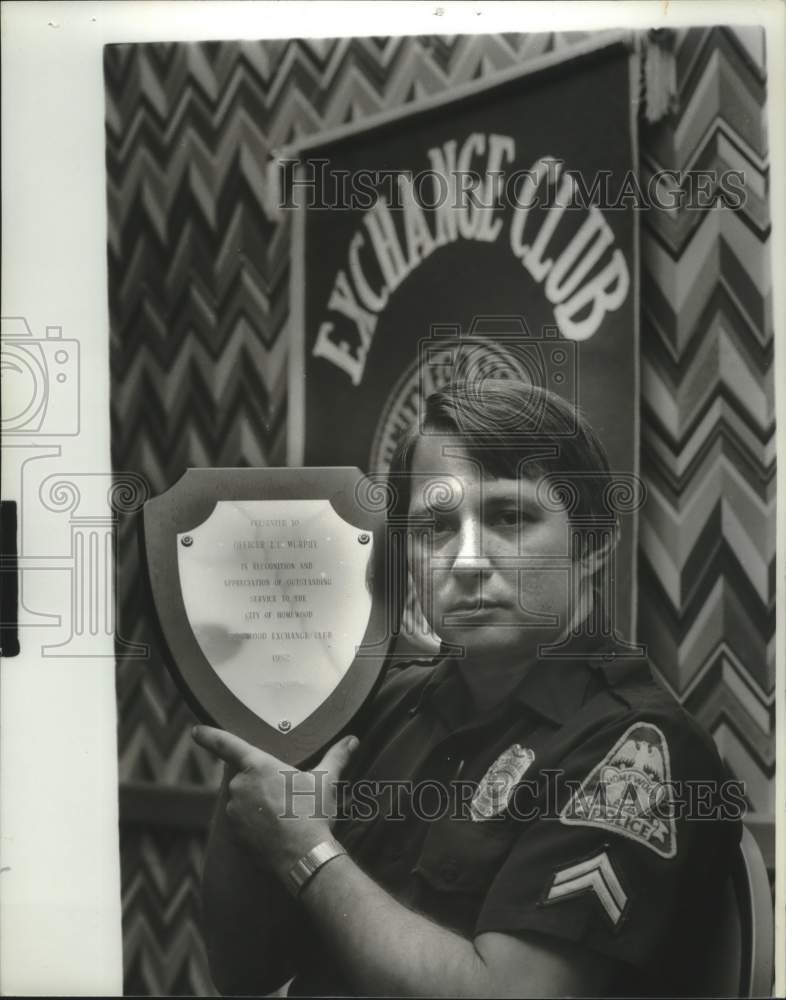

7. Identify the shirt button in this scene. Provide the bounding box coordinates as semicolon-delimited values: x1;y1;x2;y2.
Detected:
440;858;458;882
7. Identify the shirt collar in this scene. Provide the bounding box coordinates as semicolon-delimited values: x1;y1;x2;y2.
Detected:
591;648;653;693
413;651;593;730
511;656;596;725
412;638;652;730
411;657;470;732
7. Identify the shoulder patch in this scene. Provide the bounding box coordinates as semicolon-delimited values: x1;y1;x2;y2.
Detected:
559;722;677;858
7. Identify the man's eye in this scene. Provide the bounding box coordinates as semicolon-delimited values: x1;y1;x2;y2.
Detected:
431;515;453;534
493;509;527;527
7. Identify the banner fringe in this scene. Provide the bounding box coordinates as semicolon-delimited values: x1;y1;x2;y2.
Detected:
264;152;284;222
642;29;678;123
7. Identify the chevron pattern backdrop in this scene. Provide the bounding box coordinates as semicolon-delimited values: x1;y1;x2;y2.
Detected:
105;28;775;995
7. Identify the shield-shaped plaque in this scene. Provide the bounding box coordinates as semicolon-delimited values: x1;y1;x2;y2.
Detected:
141;467;395;765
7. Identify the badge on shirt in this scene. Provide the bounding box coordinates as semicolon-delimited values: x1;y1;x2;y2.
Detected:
470;744;535;821
559;722;677;858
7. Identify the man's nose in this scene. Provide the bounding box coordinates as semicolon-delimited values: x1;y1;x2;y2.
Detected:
451;520;492;571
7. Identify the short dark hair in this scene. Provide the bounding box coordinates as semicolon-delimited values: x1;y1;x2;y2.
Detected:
388;378;615;537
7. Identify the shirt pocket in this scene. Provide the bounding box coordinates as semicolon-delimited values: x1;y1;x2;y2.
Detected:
413;815;516;896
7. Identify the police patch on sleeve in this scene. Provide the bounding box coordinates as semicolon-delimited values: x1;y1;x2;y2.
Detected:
471;744;535;821
559;723;677;858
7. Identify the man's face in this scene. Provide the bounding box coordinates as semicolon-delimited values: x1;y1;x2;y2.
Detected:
407;434;582;662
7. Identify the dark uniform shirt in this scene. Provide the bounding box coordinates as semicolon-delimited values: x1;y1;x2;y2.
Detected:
289;645;742;997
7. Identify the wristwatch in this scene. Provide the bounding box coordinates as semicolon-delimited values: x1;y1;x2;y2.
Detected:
287;839;347;897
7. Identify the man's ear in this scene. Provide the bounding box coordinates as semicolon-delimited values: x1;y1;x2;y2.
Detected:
402;567;442;653
576;529;618;581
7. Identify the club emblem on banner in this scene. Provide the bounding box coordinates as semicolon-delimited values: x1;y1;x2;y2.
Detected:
559;723;677;858
471;744;536;821
369;318;577;473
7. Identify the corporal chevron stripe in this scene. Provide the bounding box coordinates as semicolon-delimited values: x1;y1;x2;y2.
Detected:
545;852;628;925
106;27;775;995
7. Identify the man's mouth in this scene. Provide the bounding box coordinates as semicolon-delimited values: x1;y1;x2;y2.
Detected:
443;600;507;615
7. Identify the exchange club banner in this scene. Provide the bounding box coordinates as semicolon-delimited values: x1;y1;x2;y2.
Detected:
288;36;640;638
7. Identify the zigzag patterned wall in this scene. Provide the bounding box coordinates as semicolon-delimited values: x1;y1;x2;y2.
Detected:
637;27;775;814
105;28;775;995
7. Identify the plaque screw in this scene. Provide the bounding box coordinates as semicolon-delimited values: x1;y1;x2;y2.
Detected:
181;536;193;547
278;719;292;733
358;533;370;544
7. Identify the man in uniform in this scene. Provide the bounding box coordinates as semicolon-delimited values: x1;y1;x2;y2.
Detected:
195;379;742;997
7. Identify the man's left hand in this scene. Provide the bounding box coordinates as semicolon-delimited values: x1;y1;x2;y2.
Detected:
192;726;358;879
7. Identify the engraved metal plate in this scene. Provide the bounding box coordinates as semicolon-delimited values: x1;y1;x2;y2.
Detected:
177;499;373;730
141;467;394;764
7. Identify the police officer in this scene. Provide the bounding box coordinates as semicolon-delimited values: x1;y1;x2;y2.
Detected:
195;380;741;997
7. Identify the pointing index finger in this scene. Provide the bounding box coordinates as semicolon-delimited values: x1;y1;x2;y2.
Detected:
191;725;259;769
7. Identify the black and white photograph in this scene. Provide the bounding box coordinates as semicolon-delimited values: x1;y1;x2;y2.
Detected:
1;2;783;996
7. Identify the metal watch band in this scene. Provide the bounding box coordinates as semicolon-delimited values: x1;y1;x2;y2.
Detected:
287;839;347;897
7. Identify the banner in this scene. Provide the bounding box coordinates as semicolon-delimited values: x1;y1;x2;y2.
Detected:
290;36;640;637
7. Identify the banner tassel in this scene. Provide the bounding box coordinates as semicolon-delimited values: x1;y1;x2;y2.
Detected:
642;29;678;123
264;150;284;223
